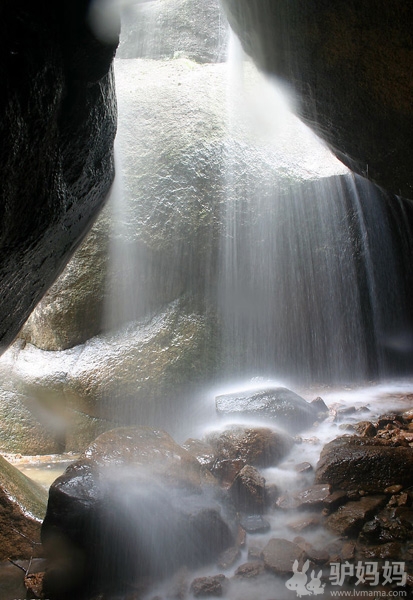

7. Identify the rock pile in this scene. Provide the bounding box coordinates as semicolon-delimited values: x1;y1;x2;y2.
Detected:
11;403;413;599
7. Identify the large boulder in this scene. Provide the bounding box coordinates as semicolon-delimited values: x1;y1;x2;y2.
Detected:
0;455;48;560
0;2;118;353
215;388;317;433
0;299;217;454
19;56;347;351
41;428;234;597
221;0;413;199
315;435;413;492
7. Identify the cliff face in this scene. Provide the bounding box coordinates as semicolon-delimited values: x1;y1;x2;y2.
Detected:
0;1;119;353
221;0;413;200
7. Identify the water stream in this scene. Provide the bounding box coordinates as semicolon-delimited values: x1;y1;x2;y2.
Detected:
7;3;413;599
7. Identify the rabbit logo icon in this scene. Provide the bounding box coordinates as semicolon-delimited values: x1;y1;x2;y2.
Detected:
285;560;325;597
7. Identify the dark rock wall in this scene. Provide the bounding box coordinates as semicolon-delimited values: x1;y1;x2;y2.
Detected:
221;0;413;199
0;1;119;353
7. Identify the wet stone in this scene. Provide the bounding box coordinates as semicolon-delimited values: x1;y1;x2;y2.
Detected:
182;439;216;469
261;538;306;575
353;421;377;437
190;574;228;597
375;414;406;429
305;547;329;564
247;545;264;561
234;562;265;579
229;465;266;513
210;459;245;487
215;387;317;433
42;429;235;596
384;484;403;494
323;490;348;513
315;435;413;492
359;510;412;544
394;507;413;526
206;426;294;469
294;483;332;509
341;541;356;561
239;515;271;534
310;397;329;416
292;536;313;554
357;542;403;560
264;483;280;508
0;455;47;560
326;495;387;536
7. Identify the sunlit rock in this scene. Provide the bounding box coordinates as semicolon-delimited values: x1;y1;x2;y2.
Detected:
0;299;216;454
0;455;47;560
118;0;228;63
215;388;317;433
19;55;347;352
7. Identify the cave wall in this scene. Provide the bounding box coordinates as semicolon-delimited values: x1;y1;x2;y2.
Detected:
221;0;413;199
0;1;119;353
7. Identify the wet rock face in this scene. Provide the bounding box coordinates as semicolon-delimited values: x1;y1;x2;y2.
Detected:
0;2;118;353
0;455;47;560
315;435;413;492
221;0;413;199
41;428;234;597
215;388;317;433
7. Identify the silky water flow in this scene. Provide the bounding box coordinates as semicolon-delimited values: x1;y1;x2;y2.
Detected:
44;3;413;598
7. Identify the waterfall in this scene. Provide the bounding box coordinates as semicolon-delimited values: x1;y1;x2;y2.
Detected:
7;5;413;600
107;14;411;388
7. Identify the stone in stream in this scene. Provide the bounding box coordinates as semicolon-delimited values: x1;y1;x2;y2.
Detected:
261;538;306;575
182;438;216;470
0;455;48;561
229;465;266;514
215;388;317;433
205;425;294;467
190;574;229;597
41;427;235;598
239;515;271;534
234;561;265;579
326;495;387;536
315;435;413;492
